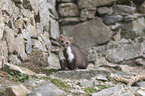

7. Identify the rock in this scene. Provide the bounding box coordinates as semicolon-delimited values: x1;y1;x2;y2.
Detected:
136;81;145;88
121;17;145;39
0;0;19;18
97;7;110;15
28;81;66;96
112;5;136;15
14;19;23;29
62;17;113;48
78;0;117;9
57;0;74;3
80;7;96;19
92;85;123;96
79;80;94;88
4;63;36;75
110;23;121;30
113;29;121;41
136;58;145;66
95;75;108;81
47;53;60;69
0;14;4;40
95;57;110;67
136;90;145;96
59;17;81;25
50;19;60;39
26;23;42;37
12;0;23;3
40;32;51;51
22;29;32;53
51;68;111;80
5;26;16;53
58;3;79;17
33;39;47;52
20;8;33;18
9;54;21;64
4;84;31;96
0;41;8;64
15;34;27;60
140;1;145;14
103;14;123;25
105;39;141;63
38;0;51;32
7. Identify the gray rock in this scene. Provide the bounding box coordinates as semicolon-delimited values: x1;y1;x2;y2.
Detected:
0;14;4;40
33;39;47;52
137;81;145;88
22;29;32;53
62;17;113;48
50;19;60;39
97;7;110;15
140;1;145;14
0;0;20;19
4;84;31;96
58;3;79;17
4;63;36;75
96;75;108;81
12;0;23;3
52;68;111;80
26;23;42;37
92;85;123;96
59;17;81;25
79;80;94;88
9;54;21;64
121;17;145;39
57;0;73;3
80;7;96;19
5;26;16;53
40;32;51;51
112;5;136;15
136;58;145;66
136;90;145;96
103;14;123;25
38;0;51;32
78;0;117;9
0;41;8;64
15;34;27;60
20;8;33;18
28;81;66;96
105;40;141;63
47;53;60;69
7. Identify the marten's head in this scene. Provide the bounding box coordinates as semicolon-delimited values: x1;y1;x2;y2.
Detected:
59;34;73;47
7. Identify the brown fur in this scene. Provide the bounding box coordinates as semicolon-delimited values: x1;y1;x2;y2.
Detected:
58;34;88;70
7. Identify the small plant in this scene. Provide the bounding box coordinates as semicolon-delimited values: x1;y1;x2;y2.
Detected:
84;87;98;95
8;71;31;82
41;77;71;91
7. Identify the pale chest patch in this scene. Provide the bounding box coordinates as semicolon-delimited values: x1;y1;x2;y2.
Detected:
66;46;74;62
59;47;65;60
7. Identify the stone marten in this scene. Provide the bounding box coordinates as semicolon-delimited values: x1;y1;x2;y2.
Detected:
58;34;88;70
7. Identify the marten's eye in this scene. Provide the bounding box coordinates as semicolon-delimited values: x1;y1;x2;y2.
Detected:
66;42;69;45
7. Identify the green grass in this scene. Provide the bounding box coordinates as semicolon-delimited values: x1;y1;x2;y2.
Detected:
40;77;71;91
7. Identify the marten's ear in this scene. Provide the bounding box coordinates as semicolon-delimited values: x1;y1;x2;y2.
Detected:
59;34;64;38
69;37;73;43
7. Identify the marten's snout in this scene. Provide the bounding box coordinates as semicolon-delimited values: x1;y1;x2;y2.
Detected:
61;41;69;47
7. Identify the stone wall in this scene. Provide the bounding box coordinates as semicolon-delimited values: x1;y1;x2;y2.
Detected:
0;0;145;68
58;0;145;63
0;0;59;68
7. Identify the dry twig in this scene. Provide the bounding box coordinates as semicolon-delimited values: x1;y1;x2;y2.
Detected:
115;75;145;86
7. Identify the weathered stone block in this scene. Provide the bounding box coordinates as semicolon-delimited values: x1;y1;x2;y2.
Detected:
62;17;113;48
78;0;117;9
58;3;79;17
